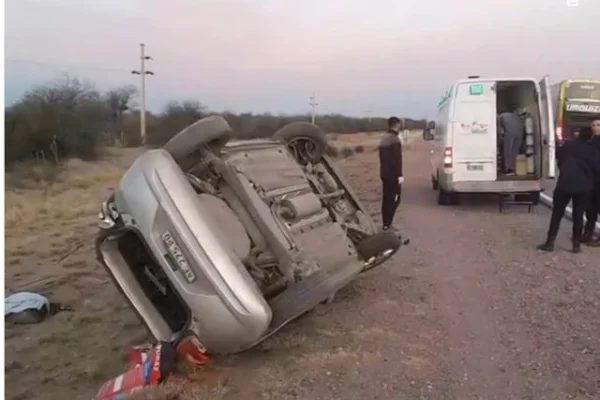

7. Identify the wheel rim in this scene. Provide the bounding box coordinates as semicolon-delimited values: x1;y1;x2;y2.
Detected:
363;248;396;271
287;137;318;164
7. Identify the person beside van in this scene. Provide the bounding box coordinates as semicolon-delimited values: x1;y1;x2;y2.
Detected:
379;116;404;231
497;107;525;175
538;128;599;253
582;118;600;246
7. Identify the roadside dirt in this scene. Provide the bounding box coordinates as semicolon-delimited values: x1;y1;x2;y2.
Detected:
5;138;600;400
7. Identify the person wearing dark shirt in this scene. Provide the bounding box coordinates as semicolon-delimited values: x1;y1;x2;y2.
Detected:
582;118;600;246
538;128;600;253
378;116;404;231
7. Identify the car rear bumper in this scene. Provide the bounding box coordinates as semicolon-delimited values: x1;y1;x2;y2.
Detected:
97;149;272;354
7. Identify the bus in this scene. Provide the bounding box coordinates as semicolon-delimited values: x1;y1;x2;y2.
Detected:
550;79;600;145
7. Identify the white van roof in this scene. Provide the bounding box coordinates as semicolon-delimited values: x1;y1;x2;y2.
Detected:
454;77;539;85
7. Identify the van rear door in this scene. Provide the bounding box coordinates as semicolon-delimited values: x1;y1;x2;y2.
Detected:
538;75;556;178
451;81;497;182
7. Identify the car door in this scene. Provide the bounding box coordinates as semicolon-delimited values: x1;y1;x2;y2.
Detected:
451;81;497;182
538;75;556;179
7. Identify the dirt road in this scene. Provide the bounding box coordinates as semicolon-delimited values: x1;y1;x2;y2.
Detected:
6;140;600;400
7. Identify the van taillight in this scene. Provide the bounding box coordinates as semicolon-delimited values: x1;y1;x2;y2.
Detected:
443;147;453;168
556;120;563;143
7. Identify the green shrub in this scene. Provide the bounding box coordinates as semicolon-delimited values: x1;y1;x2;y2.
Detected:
340;147;354;158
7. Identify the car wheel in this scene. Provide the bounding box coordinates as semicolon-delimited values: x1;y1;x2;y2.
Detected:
273;122;327;164
356;231;401;271
163;115;233;167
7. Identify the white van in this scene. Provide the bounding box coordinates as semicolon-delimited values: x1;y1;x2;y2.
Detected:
424;76;556;205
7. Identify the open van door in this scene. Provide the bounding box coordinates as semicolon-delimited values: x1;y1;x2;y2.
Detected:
539;75;556;179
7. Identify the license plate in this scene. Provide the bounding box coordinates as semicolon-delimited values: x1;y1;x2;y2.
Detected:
467;164;484;171
161;231;196;283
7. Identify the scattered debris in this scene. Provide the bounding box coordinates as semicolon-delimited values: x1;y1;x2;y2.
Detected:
94;341;178;400
93;338;212;399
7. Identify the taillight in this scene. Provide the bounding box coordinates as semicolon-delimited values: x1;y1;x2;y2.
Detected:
556;120;563;143
443;147;453;168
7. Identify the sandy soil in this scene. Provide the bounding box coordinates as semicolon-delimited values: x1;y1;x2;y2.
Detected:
5;135;600;400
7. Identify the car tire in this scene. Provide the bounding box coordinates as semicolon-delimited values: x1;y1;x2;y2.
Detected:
273;122;327;163
356;231;401;263
163;115;233;166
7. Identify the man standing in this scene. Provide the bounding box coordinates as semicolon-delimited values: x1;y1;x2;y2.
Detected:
498;106;525;175
582;118;600;246
379;116;404;231
537;128;598;253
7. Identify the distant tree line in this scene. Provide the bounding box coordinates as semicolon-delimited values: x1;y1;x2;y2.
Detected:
4;76;426;166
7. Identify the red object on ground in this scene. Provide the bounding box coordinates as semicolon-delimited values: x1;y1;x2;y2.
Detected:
176;335;212;365
93;342;177;400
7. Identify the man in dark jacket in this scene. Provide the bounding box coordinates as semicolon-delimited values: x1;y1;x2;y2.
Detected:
582;118;600;246
538;128;600;253
379;116;404;231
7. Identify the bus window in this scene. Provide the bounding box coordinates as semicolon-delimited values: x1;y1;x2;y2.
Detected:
566;82;600;100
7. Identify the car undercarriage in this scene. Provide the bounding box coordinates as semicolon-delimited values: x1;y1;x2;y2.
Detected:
96;117;402;354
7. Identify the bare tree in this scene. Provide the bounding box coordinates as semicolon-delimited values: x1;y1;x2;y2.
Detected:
105;85;137;146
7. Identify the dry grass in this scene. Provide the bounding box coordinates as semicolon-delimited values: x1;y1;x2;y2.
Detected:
326;130;421;159
4;148;143;230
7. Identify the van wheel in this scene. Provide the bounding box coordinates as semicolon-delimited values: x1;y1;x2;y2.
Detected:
431;176;439;190
437;187;457;206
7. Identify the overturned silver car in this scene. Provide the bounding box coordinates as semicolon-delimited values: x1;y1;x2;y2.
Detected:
96;116;402;355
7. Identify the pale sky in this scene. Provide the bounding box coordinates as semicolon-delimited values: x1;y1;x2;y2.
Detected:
4;0;599;118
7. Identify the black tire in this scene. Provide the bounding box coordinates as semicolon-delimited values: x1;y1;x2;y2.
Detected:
437;187;458;205
273;122;327;163
431;175;439;190
164;115;233;165
355;231;401;262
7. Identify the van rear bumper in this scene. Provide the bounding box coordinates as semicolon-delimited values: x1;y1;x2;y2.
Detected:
451;180;542;193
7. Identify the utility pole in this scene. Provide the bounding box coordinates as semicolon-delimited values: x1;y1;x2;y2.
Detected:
309;92;318;124
131;43;154;145
366;103;373;122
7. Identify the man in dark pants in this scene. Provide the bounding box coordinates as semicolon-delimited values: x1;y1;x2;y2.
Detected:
582;118;600;246
379;116;404;231
538;128;599;253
